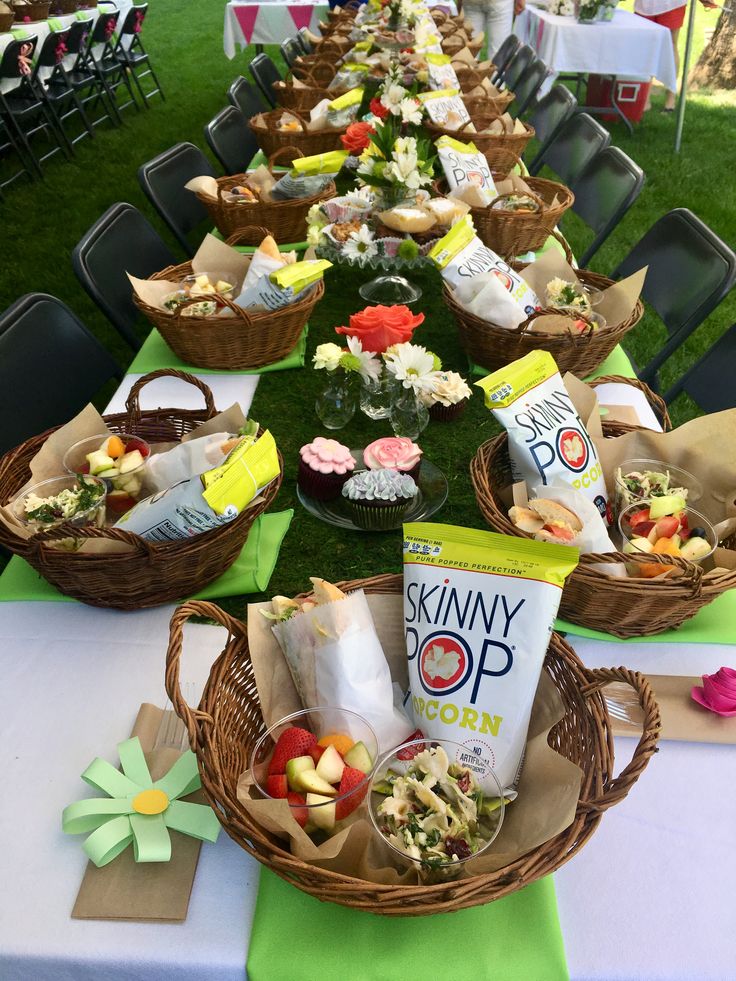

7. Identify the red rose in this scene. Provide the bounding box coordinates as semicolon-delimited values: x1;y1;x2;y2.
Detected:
369;97;390;120
341;121;375;155
336;305;424;354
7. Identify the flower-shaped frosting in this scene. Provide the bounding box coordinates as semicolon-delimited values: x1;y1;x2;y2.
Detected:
342;468;418;502
364;436;421;472
691;667;736;717
336;304;424;354
300;437;356;475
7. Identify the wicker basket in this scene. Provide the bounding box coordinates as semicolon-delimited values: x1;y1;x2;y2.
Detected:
460;87;515;116
428;114;535;163
165;576;659;914
132;228;324;370
444;257;644;375
471;417;736;637
12;0;50;20
0;9;14;29
0;371;283;609
250;109;347;162
442;34;483;56
49;0;78;13
194;149;336;243
273;71;333;114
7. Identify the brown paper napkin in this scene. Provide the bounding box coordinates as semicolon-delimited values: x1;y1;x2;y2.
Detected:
606;675;736;745
71;703;204;922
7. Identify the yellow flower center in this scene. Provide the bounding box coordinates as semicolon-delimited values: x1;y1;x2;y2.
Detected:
132;788;170;815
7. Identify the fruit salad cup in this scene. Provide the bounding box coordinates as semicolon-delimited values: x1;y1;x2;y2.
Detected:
62;434;151;517
368;738;505;884
13;474;107;550
613;459;703;519
619;500;717;578
250;707;378;836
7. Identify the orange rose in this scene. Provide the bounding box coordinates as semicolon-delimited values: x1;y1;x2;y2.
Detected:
336;305;424;353
341;122;375;155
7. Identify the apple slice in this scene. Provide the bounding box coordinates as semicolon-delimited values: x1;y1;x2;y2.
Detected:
680;536;711;561
285;755;314;792
306;793;336;830
315;745;345;785
118;449;144;474
298;769;338;796
623;536;654;555
86;450;115;476
343;741;373;775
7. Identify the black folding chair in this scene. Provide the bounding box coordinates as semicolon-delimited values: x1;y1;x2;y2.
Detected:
0;36;68;174
249;53;281;108
499;43;534;92
72;202;177;351
614;209;736;388
297;27;313;53
47;17;118;132
0;293;122;457
138;142;216;257
0;112;37;190
663;324;736;412
509;57;547;117
567;146;645;267
227;75;265;120
204;105;258;175
280;38;301;68
490;34;519;85
114;3;164;108
84;9;140;119
527;84;577;172
530;111;610;184
34;28;94;153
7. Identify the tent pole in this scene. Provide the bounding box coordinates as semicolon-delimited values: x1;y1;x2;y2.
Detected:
674;0;697;152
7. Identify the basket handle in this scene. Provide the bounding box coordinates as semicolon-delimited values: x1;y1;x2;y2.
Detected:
125;369;217;426
224;224;272;246
579;666;661;813
550;228;575;265
514;306;596;340
267;145;304;174
582;549;705;596
590;374;673;432
169;292;255;330
289;65;317;85
25;522;158;560
164;600;244;747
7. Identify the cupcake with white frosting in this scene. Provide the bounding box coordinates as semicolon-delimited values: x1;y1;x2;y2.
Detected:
341;468;418;530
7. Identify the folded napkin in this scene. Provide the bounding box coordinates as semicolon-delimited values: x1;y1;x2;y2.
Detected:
0;510;293;603
130;326;308;375
247;869;569;981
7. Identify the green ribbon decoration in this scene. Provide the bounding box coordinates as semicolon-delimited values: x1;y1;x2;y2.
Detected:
62;737;221;867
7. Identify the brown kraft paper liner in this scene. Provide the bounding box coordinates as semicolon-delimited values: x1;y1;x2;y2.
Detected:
237;593;582;885
72;703;205;922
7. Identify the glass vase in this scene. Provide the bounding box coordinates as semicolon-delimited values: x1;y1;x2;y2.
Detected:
315;372;357;430
389;387;430;440
372;186;417;211
360;370;400;421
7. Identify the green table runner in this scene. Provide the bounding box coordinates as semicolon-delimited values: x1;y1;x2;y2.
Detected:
247;868;569;981
129;326;308;375
0;510;293;603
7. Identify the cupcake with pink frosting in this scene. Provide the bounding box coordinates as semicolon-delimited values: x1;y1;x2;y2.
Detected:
298;436;357;501
363;437;422;482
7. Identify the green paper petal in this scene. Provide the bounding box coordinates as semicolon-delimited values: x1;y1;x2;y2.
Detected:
153;750;200;800
164;799;221;843
62;797;133;834
118;737;153;788
81;756;141;799
83;815;134;867
130;812;172;863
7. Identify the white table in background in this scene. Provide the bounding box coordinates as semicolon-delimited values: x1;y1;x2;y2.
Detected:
224;0;329;58
1;370;734;980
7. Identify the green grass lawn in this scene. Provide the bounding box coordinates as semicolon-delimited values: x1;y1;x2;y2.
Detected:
0;0;733;601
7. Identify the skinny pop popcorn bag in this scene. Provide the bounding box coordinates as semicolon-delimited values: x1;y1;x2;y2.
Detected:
403;522;579;795
477;350;610;521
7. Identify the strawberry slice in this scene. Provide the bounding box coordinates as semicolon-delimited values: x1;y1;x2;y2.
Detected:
266;774;288;799
629;507;651;531
287;792;309;828
124;437;150;457
268;726;317;775
308;744;325;765
335;765;368;822
655;515;680;540
633;520;655;537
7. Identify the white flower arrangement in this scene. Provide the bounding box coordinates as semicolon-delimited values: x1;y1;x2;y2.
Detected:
548;0;575;14
383;342;439;393
313;337;382;383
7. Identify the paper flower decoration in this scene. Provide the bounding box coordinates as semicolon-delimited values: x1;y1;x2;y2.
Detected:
691;667;736;717
62;737;221;866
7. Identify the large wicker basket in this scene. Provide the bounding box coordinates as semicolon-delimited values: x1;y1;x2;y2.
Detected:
193;150;336;243
0;9;15;29
444;265;644;376
0;371;283;609
470;413;736;638
249;109;347;162
273;64;335;113
427;115;535;165
12;0;50;20
460;87;515;116
132;228;324;370
165;576;659;914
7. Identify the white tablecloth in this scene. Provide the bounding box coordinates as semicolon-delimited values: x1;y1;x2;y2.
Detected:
1;371;734;980
224;0;329;58
516;4;677;92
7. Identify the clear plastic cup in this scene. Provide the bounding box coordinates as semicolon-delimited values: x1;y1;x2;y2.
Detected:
618;500;717;577
62;433;150;516
13;474;107;549
613;459;703;518
368;738;505;884
250;707;378;836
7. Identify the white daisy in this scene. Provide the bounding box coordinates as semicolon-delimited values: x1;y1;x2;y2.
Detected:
342;225;379;263
340;335;382;382
384;342;437;392
313;342;343;371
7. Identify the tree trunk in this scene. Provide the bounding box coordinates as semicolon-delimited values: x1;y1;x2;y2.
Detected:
689;6;736;89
